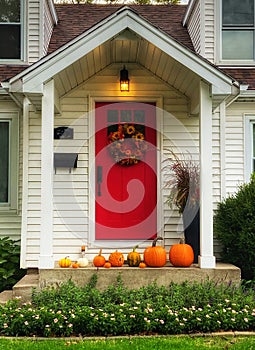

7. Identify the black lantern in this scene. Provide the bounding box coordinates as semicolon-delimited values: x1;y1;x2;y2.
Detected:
120;66;129;92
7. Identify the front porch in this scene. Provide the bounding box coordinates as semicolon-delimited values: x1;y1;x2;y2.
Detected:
0;263;241;304
3;7;240;272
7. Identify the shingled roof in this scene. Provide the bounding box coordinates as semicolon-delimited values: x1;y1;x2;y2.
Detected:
0;65;29;83
221;68;255;90
48;4;194;54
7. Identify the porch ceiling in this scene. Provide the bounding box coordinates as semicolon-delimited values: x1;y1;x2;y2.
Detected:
53;33;200;102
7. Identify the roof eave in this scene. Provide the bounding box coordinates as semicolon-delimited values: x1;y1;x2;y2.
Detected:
8;6;235;97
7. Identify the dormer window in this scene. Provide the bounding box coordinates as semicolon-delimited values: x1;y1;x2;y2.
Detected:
222;0;255;61
0;0;21;60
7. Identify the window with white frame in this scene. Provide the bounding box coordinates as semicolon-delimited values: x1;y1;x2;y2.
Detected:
0;114;18;209
222;0;255;61
0;0;21;60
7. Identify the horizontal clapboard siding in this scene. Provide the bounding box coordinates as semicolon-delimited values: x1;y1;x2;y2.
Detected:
27;0;41;63
204;0;215;63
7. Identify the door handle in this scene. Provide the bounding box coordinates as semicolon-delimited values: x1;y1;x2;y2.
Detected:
97;166;102;196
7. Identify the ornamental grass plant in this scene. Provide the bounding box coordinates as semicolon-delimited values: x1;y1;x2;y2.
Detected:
163;150;200;214
0;276;254;337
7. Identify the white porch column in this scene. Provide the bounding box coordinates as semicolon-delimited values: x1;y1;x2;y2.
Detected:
198;81;216;268
39;79;55;268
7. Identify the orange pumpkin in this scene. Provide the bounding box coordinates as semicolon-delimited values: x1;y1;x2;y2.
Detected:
169;238;194;267
93;249;106;267
108;251;125;267
72;261;79;268
139;262;147;268
143;237;166;267
104;261;111;268
59;256;72;268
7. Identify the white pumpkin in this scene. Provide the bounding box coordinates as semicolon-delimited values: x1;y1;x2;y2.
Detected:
77;256;89;267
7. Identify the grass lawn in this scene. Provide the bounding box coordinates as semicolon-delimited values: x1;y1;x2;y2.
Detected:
0;336;254;350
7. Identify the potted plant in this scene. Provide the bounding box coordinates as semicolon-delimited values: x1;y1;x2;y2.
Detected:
163;150;200;263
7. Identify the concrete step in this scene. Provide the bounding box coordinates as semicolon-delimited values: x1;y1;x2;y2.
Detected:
12;274;39;302
0;290;13;305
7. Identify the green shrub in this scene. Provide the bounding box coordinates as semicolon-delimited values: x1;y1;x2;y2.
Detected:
0;277;254;337
0;237;26;293
214;174;255;280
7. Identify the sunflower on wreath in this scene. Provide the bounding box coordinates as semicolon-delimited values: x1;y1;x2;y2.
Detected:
108;123;147;165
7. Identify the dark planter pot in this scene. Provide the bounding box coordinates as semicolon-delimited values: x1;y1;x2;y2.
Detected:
183;207;200;263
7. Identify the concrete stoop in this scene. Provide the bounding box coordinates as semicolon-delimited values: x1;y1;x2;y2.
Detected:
0;263;241;304
0;290;13;305
39;263;241;291
13;273;39;302
0;273;39;305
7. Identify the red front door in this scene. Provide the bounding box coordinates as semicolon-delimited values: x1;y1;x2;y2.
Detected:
95;102;157;240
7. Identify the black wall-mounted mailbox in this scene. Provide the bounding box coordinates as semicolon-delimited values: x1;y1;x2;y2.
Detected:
54;127;74;139
54;153;78;173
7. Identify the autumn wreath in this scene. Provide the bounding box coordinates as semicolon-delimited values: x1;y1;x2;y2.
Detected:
108;124;147;165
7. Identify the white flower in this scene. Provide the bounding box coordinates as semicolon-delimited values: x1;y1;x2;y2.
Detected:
54;318;58;323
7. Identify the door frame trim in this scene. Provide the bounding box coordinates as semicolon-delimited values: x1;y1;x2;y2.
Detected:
88;96;163;249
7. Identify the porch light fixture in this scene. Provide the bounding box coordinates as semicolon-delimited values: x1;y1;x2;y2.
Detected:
120;66;129;92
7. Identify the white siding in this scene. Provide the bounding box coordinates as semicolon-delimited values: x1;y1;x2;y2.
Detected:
204;0;215;62
224;103;248;195
186;0;215;63
27;0;41;63
43;0;55;56
187;1;201;55
25;0;55;63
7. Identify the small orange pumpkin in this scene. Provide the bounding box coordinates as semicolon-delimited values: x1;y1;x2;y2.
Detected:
93;249;106;267
104;261;111;268
108;251;125;267
139;262;147;268
143;237;166;267
59;256;72;268
169;237;194;267
72;261;79;268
